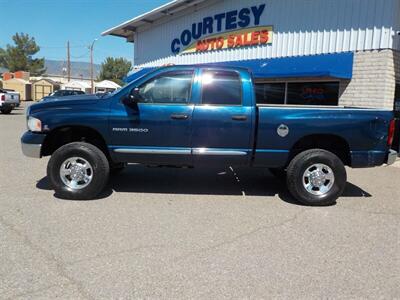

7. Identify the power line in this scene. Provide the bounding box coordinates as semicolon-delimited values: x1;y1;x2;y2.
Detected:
93;48;133;60
71;51;90;59
40;44;87;49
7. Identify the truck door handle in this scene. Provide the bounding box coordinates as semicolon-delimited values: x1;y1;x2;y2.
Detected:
171;114;189;120
232;115;247;121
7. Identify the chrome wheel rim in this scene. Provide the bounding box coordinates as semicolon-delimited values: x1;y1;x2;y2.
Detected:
59;157;93;190
302;163;335;196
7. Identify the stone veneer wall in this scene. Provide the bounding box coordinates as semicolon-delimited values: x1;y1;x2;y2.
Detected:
339;50;396;109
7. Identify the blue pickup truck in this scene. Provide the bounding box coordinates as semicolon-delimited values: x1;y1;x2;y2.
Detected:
21;65;397;205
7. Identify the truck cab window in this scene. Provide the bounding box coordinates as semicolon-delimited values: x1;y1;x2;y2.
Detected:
137;70;193;104
201;70;242;105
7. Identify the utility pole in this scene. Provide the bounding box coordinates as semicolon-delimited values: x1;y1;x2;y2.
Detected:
67;41;71;82
89;39;98;94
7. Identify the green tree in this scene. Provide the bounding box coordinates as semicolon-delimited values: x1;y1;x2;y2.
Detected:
0;48;6;67
0;33;46;76
98;57;132;86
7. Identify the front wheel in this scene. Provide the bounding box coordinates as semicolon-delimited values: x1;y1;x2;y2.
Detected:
286;149;347;206
47;142;110;200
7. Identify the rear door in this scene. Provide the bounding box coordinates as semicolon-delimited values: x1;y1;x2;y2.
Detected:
191;68;255;166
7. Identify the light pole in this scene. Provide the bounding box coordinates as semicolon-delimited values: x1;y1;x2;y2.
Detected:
89;38;98;94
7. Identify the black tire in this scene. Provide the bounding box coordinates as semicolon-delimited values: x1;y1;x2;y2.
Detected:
47;142;110;200
268;168;286;179
286;149;347;206
1;108;12;114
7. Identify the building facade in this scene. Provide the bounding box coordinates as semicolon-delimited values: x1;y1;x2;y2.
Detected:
31;79;60;101
61;80;92;93
103;0;400;109
95;80;121;93
2;78;32;101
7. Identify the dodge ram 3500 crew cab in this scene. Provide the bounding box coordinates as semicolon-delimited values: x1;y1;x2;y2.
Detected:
21;66;397;205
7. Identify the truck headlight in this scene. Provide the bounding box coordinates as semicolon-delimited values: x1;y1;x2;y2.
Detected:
27;116;42;132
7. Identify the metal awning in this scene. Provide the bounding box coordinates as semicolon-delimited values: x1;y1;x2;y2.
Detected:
210;53;354;79
102;0;207;40
124;53;354;82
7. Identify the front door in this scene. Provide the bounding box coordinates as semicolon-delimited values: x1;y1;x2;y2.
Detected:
191;69;254;166
109;69;195;165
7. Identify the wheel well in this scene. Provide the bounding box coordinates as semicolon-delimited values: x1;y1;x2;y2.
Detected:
289;134;351;166
42;126;109;158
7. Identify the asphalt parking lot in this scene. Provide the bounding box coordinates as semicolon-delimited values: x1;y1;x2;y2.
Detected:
1;105;399;299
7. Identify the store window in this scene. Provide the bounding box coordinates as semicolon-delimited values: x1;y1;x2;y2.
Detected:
255;83;285;105
394;82;400;116
395;82;400;101
287;82;339;106
255;81;339;106
393;83;400;152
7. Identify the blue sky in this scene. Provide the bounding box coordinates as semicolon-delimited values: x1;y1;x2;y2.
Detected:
0;0;170;65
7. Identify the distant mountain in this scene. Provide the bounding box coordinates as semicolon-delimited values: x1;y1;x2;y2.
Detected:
45;59;100;79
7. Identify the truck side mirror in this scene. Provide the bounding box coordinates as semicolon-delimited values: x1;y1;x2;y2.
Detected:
123;87;141;105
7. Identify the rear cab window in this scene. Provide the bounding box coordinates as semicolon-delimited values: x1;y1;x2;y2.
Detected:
200;70;242;106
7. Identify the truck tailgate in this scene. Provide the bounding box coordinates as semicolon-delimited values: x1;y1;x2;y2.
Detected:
1;92;20;108
4;92;20;104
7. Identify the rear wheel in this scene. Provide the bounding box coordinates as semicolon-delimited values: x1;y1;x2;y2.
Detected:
286;149;347;206
47;142;109;200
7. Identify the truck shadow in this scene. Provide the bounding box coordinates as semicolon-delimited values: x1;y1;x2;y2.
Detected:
36;165;372;205
0;112;24;116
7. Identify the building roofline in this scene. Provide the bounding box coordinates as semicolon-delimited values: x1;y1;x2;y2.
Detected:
101;0;207;40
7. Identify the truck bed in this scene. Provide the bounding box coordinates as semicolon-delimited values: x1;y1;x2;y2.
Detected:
253;105;393;168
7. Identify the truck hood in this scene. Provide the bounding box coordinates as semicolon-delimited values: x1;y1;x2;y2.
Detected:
29;94;101;114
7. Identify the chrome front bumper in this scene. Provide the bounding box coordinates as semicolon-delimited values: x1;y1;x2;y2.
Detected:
21;131;46;158
386;149;398;165
21;142;42;158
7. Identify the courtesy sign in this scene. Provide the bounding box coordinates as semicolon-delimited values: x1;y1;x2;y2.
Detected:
171;4;273;54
